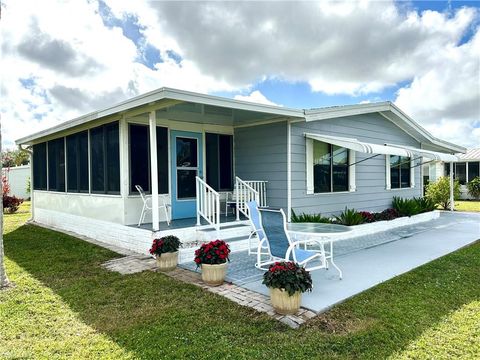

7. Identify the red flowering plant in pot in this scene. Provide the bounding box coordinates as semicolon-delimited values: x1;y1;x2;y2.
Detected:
262;261;313;315
194;239;231;286
149;235;181;272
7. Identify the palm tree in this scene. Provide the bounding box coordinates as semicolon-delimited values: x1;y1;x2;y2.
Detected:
0;120;9;289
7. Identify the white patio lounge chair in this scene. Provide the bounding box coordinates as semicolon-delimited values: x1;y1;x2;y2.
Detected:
246;200;267;256
257;208;330;274
135;185;171;227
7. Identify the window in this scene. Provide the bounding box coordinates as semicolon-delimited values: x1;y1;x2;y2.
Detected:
390;155;411;189
32;142;47;190
90;122;120;194
66;131;89;192
205;133;233;191
47;137;65;192
312;141;349;193
129;124;169;194
468;162;479;182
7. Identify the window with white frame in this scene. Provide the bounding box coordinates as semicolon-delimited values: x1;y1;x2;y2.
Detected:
388;155;413;189
306;139;355;194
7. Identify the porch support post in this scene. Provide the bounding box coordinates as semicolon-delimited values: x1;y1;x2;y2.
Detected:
449;161;454;212
149;111;160;231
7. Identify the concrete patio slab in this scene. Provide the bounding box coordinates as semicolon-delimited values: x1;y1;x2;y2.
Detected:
242;211;479;313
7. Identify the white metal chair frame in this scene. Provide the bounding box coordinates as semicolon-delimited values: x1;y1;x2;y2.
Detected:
246;201;267;256
136;185;171;227
257;208;339;277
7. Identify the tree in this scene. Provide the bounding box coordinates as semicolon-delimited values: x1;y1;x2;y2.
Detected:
0;120;9;289
466;177;480;200
1;149;29;168
425;176;461;210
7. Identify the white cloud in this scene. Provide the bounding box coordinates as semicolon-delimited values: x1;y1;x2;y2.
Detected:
395;30;480;148
0;0;236;148
234;90;280;106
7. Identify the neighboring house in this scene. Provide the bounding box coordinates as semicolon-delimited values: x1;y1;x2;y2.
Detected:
424;148;480;199
2;165;30;199
15;87;464;255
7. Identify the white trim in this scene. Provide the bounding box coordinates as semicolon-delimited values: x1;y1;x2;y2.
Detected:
149;111;160;231
349;150;356;191
385;155;391;190
306;138;314;194
410;158;415;188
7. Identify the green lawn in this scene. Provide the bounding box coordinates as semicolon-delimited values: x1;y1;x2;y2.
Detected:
1;203;479;359
455;200;480;212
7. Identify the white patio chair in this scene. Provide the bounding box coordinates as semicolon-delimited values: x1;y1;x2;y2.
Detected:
257;208;333;276
246;200;268;256
136;185;171;227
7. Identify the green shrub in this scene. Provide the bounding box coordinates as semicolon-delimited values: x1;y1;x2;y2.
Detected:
413;196;437;213
333;207;364;226
291;209;331;223
425;176;461;210
392;196;421;217
466;177;480;200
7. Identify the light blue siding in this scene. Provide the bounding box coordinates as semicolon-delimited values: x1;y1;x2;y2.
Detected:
291;113;422;216
234;122;288;209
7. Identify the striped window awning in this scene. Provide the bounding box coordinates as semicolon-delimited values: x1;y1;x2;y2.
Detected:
304;133;458;162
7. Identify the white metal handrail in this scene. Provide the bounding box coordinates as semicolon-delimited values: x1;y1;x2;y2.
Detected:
235;176;260;220
243;180;268;207
196;176;220;231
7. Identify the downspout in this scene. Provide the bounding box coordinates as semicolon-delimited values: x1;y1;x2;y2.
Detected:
18;144;34;221
287;120;292;222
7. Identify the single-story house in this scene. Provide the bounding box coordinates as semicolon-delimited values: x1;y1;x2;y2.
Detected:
15;87;464;254
423;148;480;199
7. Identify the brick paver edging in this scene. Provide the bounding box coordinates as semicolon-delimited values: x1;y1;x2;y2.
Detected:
159;267;317;329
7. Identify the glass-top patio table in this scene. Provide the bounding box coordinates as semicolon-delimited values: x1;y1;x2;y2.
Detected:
286;222;352;279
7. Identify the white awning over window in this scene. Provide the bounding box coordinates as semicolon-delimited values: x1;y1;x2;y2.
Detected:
304;133;459;161
385;144;458;162
304;133;412;157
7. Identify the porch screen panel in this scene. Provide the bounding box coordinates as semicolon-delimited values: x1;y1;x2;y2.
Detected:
130;124;150;193
156;126;169;194
129;125;168;194
90;121;120;194
219;135;233;190
90;126;105;192
205;133;219;190
32;142;47;190
105;122;120;193
66;131;88;193
205;133;233;191
468;162;479;182
47;137;65;192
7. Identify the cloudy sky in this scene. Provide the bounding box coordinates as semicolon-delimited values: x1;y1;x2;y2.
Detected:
1;0;479;149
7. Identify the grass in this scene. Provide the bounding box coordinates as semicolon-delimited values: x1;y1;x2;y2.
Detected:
1;202;479;359
455;200;480;212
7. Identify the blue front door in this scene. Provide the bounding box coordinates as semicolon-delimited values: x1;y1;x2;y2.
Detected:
171;131;203;219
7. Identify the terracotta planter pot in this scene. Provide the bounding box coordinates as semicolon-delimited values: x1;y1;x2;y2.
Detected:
269;288;302;315
155;251;178;272
201;262;228;286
